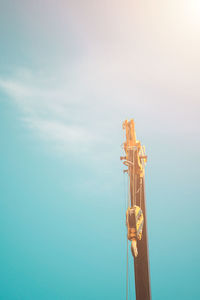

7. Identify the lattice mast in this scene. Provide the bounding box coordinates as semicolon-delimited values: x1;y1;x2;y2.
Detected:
121;119;151;300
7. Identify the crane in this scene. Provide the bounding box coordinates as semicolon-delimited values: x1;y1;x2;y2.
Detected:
121;119;151;300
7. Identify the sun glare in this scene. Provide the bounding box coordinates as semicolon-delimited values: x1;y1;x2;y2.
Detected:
184;0;200;27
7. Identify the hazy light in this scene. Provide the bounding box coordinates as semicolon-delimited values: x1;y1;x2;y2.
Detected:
184;0;200;27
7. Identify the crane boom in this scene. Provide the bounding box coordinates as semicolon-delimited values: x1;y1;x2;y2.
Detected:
121;119;151;300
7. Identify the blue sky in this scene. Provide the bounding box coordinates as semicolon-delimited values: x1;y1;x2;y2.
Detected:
0;0;200;299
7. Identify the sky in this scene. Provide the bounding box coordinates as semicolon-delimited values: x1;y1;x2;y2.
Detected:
0;0;200;299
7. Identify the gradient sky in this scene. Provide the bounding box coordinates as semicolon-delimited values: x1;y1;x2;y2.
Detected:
1;1;200;299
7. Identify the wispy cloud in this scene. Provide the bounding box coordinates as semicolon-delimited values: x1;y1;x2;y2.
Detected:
0;69;113;158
